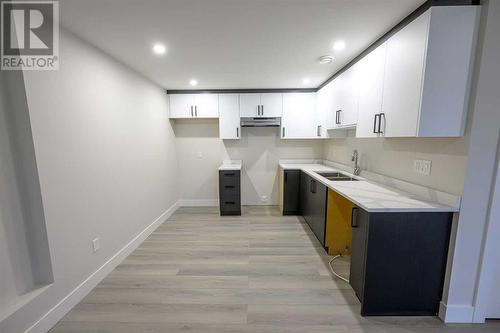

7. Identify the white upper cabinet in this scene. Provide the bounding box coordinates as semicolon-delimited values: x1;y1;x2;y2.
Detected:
333;65;359;128
219;94;240;140
281;93;318;139
239;93;283;118
260;93;283;117
316;83;333;137
418;6;479;137
169;94;219;118
239;94;261;117
169;94;194;118
194;94;219;118
317;66;359;131
379;6;479;137
381;11;429;137
356;43;387;138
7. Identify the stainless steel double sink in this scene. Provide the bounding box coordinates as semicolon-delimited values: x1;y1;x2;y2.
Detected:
315;171;359;181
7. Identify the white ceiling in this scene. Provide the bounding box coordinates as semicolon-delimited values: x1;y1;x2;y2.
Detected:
60;0;426;90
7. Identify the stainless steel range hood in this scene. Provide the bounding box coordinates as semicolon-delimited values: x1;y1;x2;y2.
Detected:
240;117;281;127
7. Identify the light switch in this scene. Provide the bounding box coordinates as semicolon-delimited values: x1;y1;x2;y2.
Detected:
414;159;432;176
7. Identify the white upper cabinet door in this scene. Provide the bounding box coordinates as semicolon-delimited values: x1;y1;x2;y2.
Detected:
194;94;219;118
260;93;283;117
239;94;261;117
356;43;387;138
382;11;430;137
417;6;479;137
316;83;332;137
326;80;341;129
336;66;359;128
281;93;317;139
219;94;240;139
169;94;195;118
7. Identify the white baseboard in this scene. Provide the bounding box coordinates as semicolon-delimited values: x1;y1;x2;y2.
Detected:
439;301;475;323
25;201;179;333
178;199;218;207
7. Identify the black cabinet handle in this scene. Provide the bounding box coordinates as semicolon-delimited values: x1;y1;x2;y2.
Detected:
351;207;359;228
337;110;342;125
195;105;198;117
191;106;194;117
310;179;316;193
224;185;235;189
225;201;235;205
223;173;235;177
282;127;285;137
378;113;385;134
373;114;379;134
261;105;264;116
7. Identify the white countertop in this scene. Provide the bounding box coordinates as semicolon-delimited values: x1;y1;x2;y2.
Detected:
279;163;459;213
219;160;242;171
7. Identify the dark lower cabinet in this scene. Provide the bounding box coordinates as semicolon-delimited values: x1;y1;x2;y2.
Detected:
350;207;368;304
219;170;241;216
299;171;327;246
349;207;453;316
283;170;301;215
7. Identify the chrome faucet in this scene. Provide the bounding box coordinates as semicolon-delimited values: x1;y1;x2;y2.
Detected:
352;149;361;176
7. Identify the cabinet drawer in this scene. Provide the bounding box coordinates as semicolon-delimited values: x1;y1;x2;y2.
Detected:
220;187;239;200
221;200;240;210
220;171;239;186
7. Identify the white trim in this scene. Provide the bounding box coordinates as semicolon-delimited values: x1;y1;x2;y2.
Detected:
438;301;474;323
24;201;179;333
178;199;218;207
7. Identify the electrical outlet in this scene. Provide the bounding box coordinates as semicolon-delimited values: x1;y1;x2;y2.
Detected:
92;238;100;253
414;159;432;176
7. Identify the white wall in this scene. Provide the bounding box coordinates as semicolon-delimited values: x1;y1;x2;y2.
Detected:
174;119;323;205
0;29;178;333
0;70;36;314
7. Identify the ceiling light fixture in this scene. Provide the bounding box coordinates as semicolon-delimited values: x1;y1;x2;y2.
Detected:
189;79;198;86
303;78;311;85
333;40;346;51
318;55;334;64
152;43;166;55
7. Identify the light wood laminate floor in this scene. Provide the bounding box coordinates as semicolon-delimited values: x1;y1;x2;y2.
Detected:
50;206;500;333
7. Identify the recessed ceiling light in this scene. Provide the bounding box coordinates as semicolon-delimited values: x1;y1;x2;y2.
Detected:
318;55;334;64
303;78;311;85
333;40;346;51
189;79;198;86
152;43;166;55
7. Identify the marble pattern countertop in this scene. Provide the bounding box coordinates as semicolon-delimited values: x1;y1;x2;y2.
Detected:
219;160;242;171
279;162;460;213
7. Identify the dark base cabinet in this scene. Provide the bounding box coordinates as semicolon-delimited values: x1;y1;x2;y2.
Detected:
300;171;327;246
350;208;453;316
283;170;301;215
219;170;241;216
